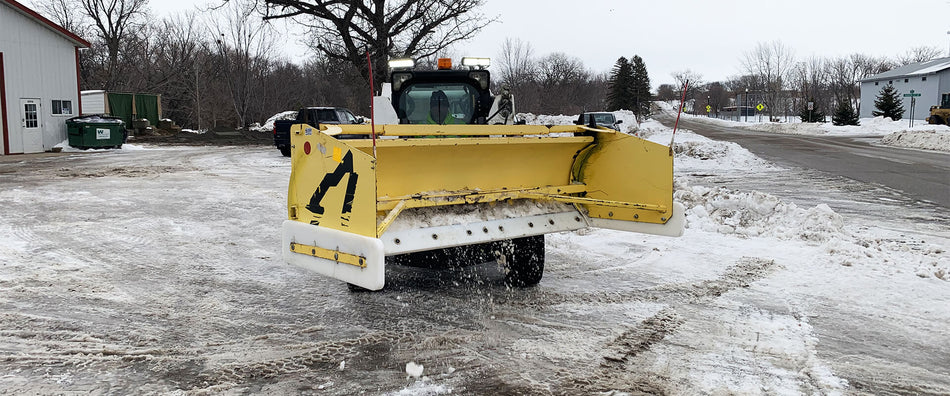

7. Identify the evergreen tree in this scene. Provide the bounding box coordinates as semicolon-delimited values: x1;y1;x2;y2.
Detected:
798;98;825;123
832;100;859;126
872;83;904;121
630;55;652;119
606;57;633;111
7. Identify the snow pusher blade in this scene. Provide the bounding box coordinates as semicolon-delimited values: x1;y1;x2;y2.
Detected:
282;123;683;290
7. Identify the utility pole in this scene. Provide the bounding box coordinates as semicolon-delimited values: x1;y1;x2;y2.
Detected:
744;89;749;123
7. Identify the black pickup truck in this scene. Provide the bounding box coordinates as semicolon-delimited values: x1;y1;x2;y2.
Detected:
274;107;364;156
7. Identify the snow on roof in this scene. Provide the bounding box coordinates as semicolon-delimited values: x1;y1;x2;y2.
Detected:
860;57;950;82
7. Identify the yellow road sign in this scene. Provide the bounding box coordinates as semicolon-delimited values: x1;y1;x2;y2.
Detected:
756;103;765;111
705;105;711;113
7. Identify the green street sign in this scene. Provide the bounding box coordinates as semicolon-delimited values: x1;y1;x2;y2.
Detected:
755;103;765;111
903;93;921;97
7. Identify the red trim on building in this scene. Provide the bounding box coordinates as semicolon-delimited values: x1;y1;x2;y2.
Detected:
0;52;9;155
75;47;82;117
1;0;90;48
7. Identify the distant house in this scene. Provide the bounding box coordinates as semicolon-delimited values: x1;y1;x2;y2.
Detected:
859;57;950;120
0;0;89;155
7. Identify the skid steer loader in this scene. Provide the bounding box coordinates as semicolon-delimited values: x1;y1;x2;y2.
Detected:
281;57;684;290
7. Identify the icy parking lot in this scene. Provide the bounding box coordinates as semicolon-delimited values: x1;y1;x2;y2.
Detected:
0;127;947;394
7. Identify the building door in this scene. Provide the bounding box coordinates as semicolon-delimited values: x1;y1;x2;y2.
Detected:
19;98;42;153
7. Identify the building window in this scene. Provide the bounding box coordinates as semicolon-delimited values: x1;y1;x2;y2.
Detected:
904;78;909;83
889;80;893;84
52;100;73;116
923;76;927;81
875;81;879;86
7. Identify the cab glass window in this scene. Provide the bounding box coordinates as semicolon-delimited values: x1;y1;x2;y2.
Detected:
397;82;478;124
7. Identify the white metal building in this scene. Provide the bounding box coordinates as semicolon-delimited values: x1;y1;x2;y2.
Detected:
0;0;89;155
859;57;950;120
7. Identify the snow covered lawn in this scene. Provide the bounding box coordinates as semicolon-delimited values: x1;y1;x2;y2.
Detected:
0;124;946;394
655;101;950;152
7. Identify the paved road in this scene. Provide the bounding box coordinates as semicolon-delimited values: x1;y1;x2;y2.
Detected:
656;115;950;208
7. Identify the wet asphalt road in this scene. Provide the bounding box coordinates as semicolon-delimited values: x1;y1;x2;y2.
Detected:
656;115;950;208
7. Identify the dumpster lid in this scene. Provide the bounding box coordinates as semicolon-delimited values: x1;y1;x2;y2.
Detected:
67;114;125;125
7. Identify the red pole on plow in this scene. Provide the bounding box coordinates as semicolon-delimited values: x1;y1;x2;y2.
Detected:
366;51;377;158
670;79;689;154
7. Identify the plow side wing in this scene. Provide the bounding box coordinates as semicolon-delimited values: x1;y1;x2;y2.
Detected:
574;131;683;237
283;125;384;290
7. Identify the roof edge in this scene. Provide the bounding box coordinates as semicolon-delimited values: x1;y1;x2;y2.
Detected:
2;0;91;48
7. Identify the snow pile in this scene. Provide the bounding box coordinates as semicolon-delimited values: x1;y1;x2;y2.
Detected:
251;110;297;132
639;120;779;172
385;200;574;232
676;181;844;242
675;179;948;278
519;113;575;126
405;361;424;378
519;110;642;134
881;129;950;151
659;101;950;152
53;140;146;152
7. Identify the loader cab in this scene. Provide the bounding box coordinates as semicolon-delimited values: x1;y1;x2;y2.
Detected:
389;58;494;125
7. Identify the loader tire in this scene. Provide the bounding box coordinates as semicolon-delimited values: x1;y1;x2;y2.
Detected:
503;235;545;287
279;146;291;157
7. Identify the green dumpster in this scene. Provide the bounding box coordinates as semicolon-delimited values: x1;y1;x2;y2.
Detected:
67;115;127;149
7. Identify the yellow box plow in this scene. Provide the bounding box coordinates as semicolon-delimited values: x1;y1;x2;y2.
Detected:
281;123;684;290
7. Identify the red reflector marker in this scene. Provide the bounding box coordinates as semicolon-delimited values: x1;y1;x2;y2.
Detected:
304;141;311;155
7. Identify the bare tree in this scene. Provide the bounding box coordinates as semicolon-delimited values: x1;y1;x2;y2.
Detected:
898;45;944;66
671;69;703;112
262;0;494;90
823;53;888;113
146;13;205;127
495;37;538;112
741;41;795;121
211;0;277;128
534;52;591;114
655;84;676;102
30;0;89;36
791;56;829;115
671;69;704;93
496;38;536;87
80;0;149;90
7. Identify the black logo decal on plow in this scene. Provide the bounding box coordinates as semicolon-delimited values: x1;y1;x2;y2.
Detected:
307;150;359;222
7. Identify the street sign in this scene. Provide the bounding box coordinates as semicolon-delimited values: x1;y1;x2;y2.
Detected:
807;101;814;111
705;105;711;113
904;89;921;98
756;103;765;111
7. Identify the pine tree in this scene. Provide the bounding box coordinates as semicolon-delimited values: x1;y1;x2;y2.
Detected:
630;55;652;119
798;98;825;123
832;100;859;126
607;57;633;111
872;84;904;121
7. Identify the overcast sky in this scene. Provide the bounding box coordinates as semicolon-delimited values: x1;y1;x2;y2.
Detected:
151;0;950;86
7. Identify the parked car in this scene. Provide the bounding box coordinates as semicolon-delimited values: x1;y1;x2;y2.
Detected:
574;112;622;131
274;107;364;157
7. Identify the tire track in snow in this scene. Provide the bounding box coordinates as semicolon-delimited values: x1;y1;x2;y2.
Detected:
576;257;778;394
185;330;414;391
